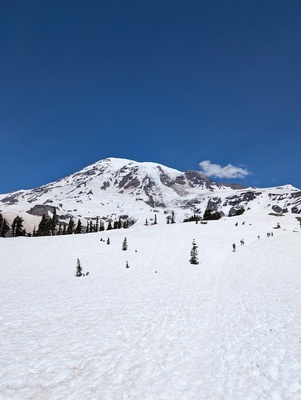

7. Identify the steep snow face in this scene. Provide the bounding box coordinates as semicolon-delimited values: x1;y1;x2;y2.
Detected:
0;157;301;232
1;213;301;399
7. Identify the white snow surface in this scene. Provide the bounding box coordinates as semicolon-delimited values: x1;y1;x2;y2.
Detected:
1;212;301;399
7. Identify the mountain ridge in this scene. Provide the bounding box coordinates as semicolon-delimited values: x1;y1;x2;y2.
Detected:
1;157;300;232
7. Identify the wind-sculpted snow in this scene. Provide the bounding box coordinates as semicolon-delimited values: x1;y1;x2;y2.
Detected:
1;212;301;399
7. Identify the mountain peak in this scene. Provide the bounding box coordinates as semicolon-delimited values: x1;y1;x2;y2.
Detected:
1;157;300;232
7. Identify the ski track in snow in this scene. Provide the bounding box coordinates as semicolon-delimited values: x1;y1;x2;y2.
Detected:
0;214;301;399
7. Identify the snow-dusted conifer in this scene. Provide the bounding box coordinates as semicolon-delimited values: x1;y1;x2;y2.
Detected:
190;239;199;265
122;237;128;251
76;258;83;277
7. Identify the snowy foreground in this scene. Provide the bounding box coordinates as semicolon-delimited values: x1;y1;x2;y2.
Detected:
1;213;301;400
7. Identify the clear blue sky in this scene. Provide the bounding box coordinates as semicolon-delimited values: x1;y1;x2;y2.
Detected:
1;0;301;193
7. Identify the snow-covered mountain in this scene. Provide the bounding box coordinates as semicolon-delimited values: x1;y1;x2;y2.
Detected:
1;157;301;231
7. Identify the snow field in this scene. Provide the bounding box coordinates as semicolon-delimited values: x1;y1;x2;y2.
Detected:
0;213;301;399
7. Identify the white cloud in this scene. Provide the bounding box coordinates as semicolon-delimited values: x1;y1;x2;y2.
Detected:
199;160;251;179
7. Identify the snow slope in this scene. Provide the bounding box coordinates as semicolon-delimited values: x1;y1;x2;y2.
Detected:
1;211;301;399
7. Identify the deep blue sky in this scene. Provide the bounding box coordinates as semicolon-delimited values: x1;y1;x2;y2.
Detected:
1;0;301;193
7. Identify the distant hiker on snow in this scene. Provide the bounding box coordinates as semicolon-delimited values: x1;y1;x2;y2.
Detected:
232;243;236;252
240;239;244;246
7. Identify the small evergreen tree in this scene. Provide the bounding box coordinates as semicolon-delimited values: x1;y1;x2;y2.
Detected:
171;211;176;224
74;219;82;234
2;219;10;237
66;217;75;234
107;221;113;230
0;213;10;237
76;258;83;277
36;214;52;236
189;239;199;265
12;216;25;237
122;237;128;251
